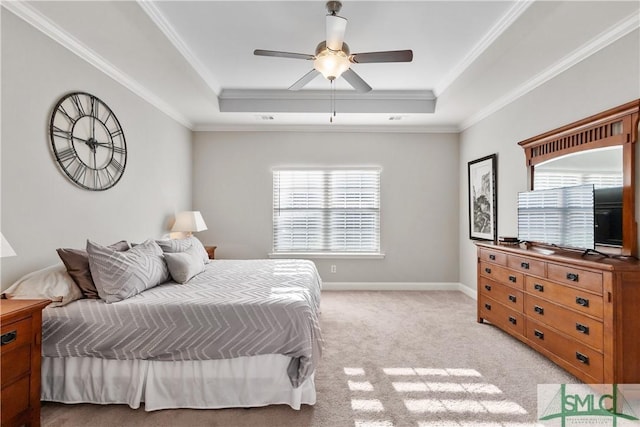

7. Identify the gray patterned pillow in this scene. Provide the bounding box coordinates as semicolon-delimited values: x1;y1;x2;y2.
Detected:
87;239;169;303
156;236;210;264
164;245;205;283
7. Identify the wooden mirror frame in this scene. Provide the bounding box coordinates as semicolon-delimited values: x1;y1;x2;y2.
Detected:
518;99;640;257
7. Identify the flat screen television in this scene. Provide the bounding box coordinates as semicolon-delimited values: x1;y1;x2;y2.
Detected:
594;186;623;247
518;184;595;250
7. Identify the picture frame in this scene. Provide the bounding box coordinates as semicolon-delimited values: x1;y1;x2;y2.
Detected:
468;154;497;241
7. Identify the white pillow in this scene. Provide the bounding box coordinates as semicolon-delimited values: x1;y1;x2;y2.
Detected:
156;236;210;264
164;245;205;283
3;263;83;307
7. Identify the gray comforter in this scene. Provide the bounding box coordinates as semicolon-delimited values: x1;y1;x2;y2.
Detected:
42;259;323;387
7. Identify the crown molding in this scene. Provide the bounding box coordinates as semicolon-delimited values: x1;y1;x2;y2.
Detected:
434;0;534;97
460;13;640;131
193;123;459;134
137;0;222;96
2;1;193;129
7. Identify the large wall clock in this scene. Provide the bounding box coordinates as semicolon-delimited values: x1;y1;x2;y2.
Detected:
49;92;127;191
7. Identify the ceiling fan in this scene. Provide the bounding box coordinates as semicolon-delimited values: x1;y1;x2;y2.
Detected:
254;1;413;93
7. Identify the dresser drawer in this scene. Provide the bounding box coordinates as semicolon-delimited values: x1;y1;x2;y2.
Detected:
0;374;30;425
479;278;524;311
479;296;524;337
507;255;545;277
0;318;32;356
527;319;603;383
479;248;507;266
479;262;524;290
547;263;603;295
524;294;603;351
525;276;603;320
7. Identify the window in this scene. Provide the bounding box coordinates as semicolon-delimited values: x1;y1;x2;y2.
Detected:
273;168;380;255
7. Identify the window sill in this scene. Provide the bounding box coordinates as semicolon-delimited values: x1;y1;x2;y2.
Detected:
268;252;385;260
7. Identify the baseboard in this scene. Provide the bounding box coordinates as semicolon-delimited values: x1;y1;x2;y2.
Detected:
322;282;478;299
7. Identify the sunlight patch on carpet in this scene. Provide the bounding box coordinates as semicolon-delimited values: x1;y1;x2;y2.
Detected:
349;380;375;391
392;382;429;392
345;367;366;376
351;399;385;412
354;420;395;427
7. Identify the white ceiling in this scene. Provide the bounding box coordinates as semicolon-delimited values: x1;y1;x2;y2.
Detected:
6;1;640;131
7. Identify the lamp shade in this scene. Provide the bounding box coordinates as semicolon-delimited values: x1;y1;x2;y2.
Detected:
1;233;16;258
171;211;208;233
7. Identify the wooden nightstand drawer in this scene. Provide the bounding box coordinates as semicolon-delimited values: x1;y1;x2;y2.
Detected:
0;375;30;425
1;318;32;356
1;344;31;386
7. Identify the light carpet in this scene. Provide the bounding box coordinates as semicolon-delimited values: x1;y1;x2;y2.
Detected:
41;291;577;426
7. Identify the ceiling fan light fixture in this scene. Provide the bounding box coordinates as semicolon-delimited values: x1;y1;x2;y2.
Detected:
314;48;351;80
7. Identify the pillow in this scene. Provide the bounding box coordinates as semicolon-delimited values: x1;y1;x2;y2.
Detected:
164;245;205;283
2;264;83;307
87;239;169;303
57;240;130;299
157;236;210;264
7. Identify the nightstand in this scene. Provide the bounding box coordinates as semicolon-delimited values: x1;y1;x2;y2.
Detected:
1;299;50;427
204;245;217;260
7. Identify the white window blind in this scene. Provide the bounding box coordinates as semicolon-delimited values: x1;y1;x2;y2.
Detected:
273;169;380;253
534;172;622;190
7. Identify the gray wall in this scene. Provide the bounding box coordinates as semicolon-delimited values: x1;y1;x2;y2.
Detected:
458;30;640;291
193;131;460;283
1;11;193;288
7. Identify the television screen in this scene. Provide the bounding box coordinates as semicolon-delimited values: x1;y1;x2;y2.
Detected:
594;186;623;247
518;184;595;250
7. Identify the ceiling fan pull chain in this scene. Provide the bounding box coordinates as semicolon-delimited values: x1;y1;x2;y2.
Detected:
330;79;335;123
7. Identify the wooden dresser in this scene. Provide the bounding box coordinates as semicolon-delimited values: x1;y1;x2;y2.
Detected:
1;299;50;427
476;242;640;384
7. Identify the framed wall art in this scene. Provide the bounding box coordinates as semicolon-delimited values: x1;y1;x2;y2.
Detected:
468;154;497;241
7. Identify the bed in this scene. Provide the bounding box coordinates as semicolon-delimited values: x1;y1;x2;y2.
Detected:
38;258;323;411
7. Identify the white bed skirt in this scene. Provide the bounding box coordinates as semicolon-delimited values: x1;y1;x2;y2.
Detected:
41;355;316;411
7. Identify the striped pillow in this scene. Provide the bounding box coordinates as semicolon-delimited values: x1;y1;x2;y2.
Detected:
87;239;169;303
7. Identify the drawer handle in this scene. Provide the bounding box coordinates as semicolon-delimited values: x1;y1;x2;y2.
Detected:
489;254;496;260
520;262;530;270
566;273;579;282
534;305;544;315
575;297;589;307
509;275;517;283
484;303;491;311
576;323;590;335
508;294;517;303
484;284;492;291
534;329;544;340
534;283;544;292
576;352;590;365
508;316;517;325
485;267;492;274
1;331;17;346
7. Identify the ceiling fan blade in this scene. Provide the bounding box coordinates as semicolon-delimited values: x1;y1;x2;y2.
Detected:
342;68;372;93
254;49;315;61
350;50;413;64
326;14;347;51
289;69;321;91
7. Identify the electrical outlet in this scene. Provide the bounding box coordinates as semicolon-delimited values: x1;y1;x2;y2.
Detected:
330;264;337;273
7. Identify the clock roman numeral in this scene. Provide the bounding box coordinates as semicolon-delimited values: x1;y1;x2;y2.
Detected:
89;96;98;117
112;145;126;155
56;148;77;163
57;105;77;125
108;158;124;174
70;94;85;116
110;128;123;138
52;125;72;140
71;162;88;184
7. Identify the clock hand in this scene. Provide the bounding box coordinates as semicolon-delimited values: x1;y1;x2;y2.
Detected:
72;135;90;144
